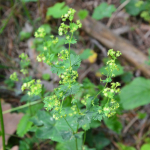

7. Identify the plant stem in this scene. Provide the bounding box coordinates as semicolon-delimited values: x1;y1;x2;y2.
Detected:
3;100;42;114
0;99;6;150
63;117;74;133
75;138;78;150
68;32;73;67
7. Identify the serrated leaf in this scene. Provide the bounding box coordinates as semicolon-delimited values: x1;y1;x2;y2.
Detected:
17;114;33;137
46;2;69;18
70;54;81;70
31;110;78;142
78;111;94;126
58;83;81;98
51;62;66;75
92;2;116;20
119;77;150;110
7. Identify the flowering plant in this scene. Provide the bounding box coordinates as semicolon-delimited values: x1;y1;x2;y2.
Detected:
10;8;122;149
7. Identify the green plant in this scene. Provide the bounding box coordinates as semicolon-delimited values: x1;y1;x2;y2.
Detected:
92;2;116;20
119;77;150;110
121;0;150;22
78;9;88;20
46;2;69;19
10;8;122;149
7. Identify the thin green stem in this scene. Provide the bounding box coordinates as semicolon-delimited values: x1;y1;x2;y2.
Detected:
63;117;74;133
75;138;78;150
68;32;73;67
0;99;6;150
3;100;42;114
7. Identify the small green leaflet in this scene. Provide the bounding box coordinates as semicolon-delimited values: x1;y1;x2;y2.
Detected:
65;37;77;44
46;2;69;18
78;9;88;20
120;77;150;110
92;2;116;20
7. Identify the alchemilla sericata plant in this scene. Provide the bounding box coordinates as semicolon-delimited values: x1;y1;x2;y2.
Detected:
10;8;122;149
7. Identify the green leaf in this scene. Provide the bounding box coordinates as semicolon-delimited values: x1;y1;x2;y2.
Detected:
78;9;88;20
100;63;124;77
17;114;33;137
42;73;50;80
104;116;122;134
121;0;146;16
46;2;69;18
117;143;136;150
51;62;66;75
137;112;147;119
20;31;31;41
119;77;150;110
141;144;150;150
92;2;116;20
78;110;94;127
31;110;77;142
56;138;83;150
121;72;133;84
39;24;51;34
79;49;93;60
90;120;101;128
70;54;81;70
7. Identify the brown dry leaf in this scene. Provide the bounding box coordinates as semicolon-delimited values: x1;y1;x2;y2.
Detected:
0;102;24;149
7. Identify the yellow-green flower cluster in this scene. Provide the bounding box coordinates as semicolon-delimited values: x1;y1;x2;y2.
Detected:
58;50;69;60
44;95;61;111
103;99;119;117
19;53;30;75
59;67;78;85
61;8;76;22
107;49;122;59
58;8;82;36
34;27;46;38
103;82;120;99
10;72;18;81
81;94;91;106
21;79;42;96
